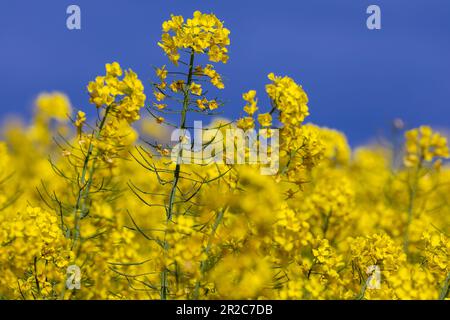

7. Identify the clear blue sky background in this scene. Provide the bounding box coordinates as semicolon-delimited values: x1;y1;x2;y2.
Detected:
1;0;449;145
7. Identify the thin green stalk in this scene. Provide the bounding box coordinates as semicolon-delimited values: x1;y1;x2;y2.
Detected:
193;206;227;299
167;49;195;221
160;267;168;300
160;217;169;300
161;49;195;300
403;162;422;255
60;106;112;300
439;272;450;300
355;279;368;300
72;105;112;247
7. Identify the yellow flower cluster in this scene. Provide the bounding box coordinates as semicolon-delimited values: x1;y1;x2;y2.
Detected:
302;170;355;239
74;62;145;167
164;215;207;278
243;90;258;116
237;74;317;184
27;92;73;145
350;233;407;272
273;203;312;254
151;12;228;122
387;265;437;299
422;231;449;276
311;238;344;279
266;73;310;126
158;11;230;65
201;64;225;89
0;206;71;299
237;72;310;130
88;62;146;123
404;125;449;167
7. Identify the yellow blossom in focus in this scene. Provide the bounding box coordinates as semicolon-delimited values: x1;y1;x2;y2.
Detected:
156;65;168;81
189;82;202;96
208;100;219;110
242;90;258;116
158;11;230;65
236;117;255;130
257;113;272;127
154;91;166;101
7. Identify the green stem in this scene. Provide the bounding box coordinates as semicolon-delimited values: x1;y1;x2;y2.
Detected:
60;106;112;300
193;206;227;299
161;49;195;300
403;162;421;255
439;272;450;300
355;280;368;300
167;49;195;220
72;105;112;247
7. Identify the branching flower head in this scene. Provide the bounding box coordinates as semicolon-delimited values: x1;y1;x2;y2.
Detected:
158;11;231;65
403;126;449;168
266;73;309;127
87;62;146;123
350;233;406;273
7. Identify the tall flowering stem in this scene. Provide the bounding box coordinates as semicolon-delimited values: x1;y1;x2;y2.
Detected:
167;49;195;221
71;104;112;249
402;126;449;255
130;11;231;299
41;62;146;299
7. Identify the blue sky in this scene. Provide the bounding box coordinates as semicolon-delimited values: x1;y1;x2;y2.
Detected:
1;0;449;145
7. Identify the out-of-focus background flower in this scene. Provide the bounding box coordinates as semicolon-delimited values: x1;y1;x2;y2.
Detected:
1;0;450;145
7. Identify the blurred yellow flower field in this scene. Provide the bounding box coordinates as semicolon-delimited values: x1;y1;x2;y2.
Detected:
0;11;448;300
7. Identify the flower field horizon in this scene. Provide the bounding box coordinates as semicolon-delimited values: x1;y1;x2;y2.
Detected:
0;10;449;301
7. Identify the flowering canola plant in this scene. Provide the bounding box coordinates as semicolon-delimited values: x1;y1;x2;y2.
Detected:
0;11;449;300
